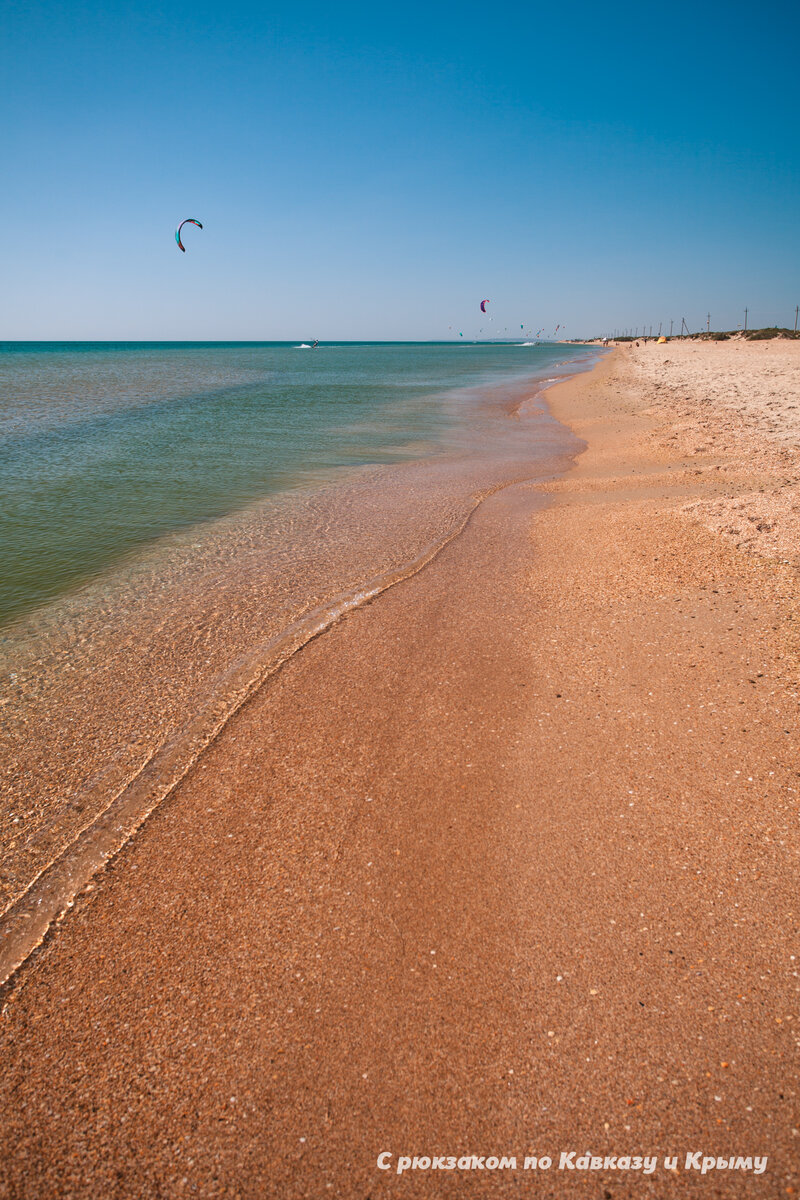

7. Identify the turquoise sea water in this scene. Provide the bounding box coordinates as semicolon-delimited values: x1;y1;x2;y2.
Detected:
0;341;592;625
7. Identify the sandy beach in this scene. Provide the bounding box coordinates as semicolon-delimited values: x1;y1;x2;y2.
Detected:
2;342;799;1197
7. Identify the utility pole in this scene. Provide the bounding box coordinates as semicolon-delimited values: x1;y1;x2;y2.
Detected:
744;307;748;332
707;312;710;332
669;319;673;337
658;322;662;336
649;325;653;337
794;305;798;332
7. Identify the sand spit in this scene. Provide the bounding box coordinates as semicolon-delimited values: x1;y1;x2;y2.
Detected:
1;347;799;1198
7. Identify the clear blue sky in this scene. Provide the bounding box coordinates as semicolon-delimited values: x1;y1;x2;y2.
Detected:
2;0;798;339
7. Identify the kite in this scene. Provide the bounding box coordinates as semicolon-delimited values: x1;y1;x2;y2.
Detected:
175;218;203;252
480;299;489;313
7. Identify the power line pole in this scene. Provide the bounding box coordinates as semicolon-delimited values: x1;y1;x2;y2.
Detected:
658;322;662;336
794;305;798;332
707;312;710;332
669;319;673;337
744;307;748;332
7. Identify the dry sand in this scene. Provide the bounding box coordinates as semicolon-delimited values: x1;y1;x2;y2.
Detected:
1;344;798;1198
623;338;800;568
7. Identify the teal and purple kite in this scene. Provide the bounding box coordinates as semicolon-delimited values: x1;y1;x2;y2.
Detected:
176;218;203;252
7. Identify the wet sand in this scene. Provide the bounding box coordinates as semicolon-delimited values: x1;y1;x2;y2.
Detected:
2;348;799;1197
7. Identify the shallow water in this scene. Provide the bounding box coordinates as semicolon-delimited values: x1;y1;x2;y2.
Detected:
1;341;583;626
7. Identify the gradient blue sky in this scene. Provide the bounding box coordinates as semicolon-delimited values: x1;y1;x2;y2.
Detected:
2;0;798;339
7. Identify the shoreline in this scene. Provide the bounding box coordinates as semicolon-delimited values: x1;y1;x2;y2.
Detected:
0;354;595;954
0;341;593;631
2;343;798;1196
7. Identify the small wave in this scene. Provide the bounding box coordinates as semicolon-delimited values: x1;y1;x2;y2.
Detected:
295;344;312;349
0;500;487;991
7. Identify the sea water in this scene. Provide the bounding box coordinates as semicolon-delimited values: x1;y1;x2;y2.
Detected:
0;341;593;626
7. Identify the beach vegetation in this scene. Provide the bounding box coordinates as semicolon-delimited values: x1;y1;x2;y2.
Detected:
588;328;799;343
743;326;800;340
676;328;799;342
